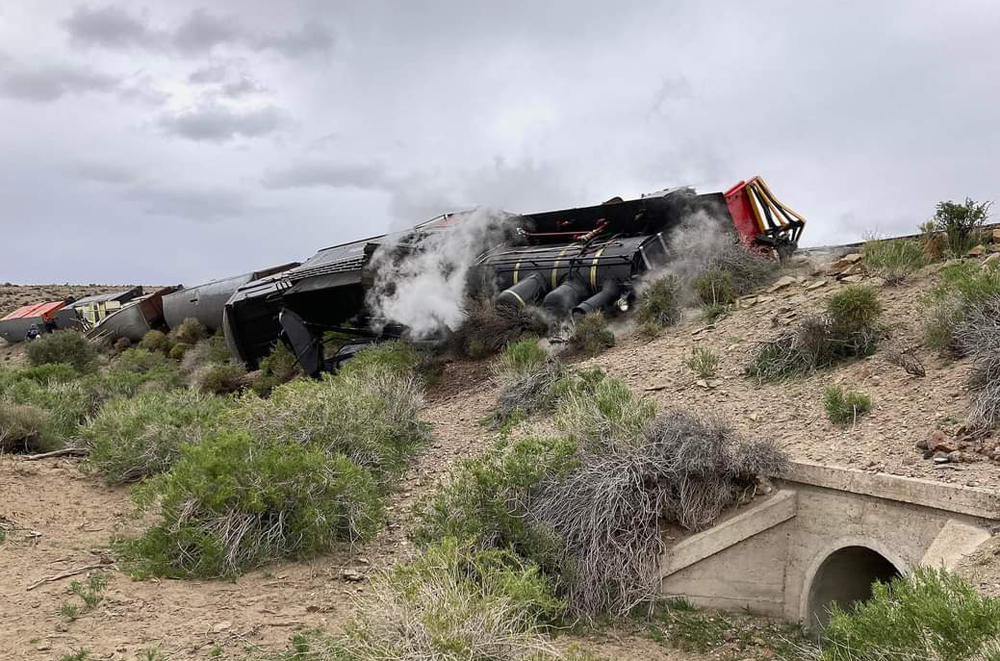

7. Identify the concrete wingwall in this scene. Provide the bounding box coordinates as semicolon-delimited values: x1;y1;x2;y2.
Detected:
660;461;1000;628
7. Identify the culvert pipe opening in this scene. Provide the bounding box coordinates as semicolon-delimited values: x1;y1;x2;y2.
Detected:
806;545;901;631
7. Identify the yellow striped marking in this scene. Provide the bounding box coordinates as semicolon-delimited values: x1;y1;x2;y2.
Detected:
505;290;526;307
589;246;607;289
513;259;522;285
551;245;571;289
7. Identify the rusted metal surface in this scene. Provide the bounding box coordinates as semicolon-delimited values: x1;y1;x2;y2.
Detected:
0;301;76;343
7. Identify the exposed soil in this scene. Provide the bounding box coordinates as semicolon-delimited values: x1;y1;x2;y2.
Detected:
2;259;999;658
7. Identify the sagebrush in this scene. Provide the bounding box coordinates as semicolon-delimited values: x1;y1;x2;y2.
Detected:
27;331;98;374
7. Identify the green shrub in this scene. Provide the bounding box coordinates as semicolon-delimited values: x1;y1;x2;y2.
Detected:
0;402;50;453
330;539;562;660
194;363;246;395
570;312;615;356
168;343;190;360
932;198;992;256
554;375;655;450
823;385;873;424
820;567;1000;661
114;348;169;374
0;378;103;445
16;363;78;384
701;302;729;323
861;237;927;285
692;268;737;306
924;261;1000;353
413;435;579;565
636;275;681;330
180;335;232;371
122;430;382;578
492;338;547;380
230;368;427;480
26;331;98;374
827;285;882;334
338;341;421;379
139;330;172;355
252;341;299;395
82;389;229;484
450;298;548;359
683;347;720;378
169;318;208;346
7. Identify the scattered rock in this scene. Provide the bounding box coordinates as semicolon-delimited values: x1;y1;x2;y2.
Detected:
767;275;797;293
983;253;1000;269
842;274;865;283
968;244;986;257
932;451;951;464
212;621;232;633
806;279;828;291
927;430;953;453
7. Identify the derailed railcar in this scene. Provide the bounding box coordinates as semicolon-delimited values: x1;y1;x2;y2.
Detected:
162;262;299;333
223;177;805;373
87;286;180;344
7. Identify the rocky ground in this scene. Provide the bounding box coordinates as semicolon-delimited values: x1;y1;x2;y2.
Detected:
2;254;1000;658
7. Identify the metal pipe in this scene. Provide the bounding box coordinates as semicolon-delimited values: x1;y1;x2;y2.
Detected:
496;272;547;309
542;276;589;317
573;279;621;316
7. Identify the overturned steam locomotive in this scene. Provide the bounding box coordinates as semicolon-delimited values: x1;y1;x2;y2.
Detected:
219;176;805;375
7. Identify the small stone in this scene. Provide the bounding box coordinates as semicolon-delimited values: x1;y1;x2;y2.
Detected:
915;439;928;450
767;275;796;293
212;621;232;633
968;244;986;257
842;274;865;283
932;451;951;464
806;279;828;291
927;430;950;452
341;569;365;582
695;379;710;389
35;642;50;652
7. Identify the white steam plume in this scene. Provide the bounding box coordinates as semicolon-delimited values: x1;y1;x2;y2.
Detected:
366;208;515;339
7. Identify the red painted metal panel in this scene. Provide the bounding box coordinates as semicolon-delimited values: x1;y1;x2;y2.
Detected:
1;300;66;322
724;180;760;247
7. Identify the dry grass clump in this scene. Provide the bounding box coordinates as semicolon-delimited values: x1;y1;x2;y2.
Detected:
708;241;778;293
26;331;98;374
169;317;208;346
451;298;548;359
179;335;231;372
569;311;615;356
554;374;655;449
192;363;246;395
493;361;566;426
531;408;787;616
252;341;299;396
861;237;927;285
954;297;1000;431
684;347;720;378
0;402;50;453
823;385;873;425
81;389;229;484
692;268;737;306
924;261;1000;353
747;285;884;382
636;275;681;334
139;330;171;356
123;429;382;578
325;540;562;661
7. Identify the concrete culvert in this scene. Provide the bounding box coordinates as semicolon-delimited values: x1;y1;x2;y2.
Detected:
806;545;901;630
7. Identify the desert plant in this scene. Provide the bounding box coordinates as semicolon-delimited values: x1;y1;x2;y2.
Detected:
707;241;778;293
328;539;562;660
823;385;873;424
193;363;246;395
0;402;50;453
491;338;547;380
179;335;231;372
924;261;1000;353
0;378;103;446
123;430;382;578
16;363;78;384
554;375;655;450
530;407;786;616
932;197;993;256
229;367;427;480
138;330;171;355
954;297;1000;431
827;285;882;337
569;312;615;356
113;347;170;374
82;389;230;483
692;268;737;306
636;275;681;330
684;347;720;378
169;317;208;346
338;341;421;379
26;331;98;374
413;435;579;565
817;566;1000;661
70;572;108;610
450;297;548;359
252;341;299;396
492;361;567;426
701;302;729;323
113;337;132;352
168;343;190;360
861;237;928;285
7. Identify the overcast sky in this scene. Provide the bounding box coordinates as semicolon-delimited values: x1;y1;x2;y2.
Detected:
1;1;998;285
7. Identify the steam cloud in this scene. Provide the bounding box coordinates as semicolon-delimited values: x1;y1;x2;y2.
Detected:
366;208;516;338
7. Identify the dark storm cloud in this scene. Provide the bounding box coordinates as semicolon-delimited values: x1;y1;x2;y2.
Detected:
0;63;118;102
261;161;391;190
63;4;334;58
159;103;287;142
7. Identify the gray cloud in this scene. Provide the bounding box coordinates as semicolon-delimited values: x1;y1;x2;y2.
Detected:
63;5;333;58
188;63;229;84
0;64;118;102
159;103;287;142
262;161;391;189
64;161;136;185
63;5;153;49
